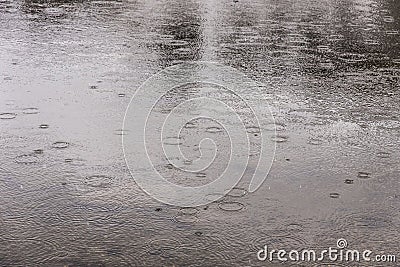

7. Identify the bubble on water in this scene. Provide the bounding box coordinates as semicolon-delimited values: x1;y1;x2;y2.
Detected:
39;124;49;129
376;152;391;159
173;213;199;224
386;30;398;35
225;187;247;198
271;135;288;143
33;149;44;154
52;142;69;149
194;231;203;236
15;154;39;164
218;201;245;211
205;126;223;133
329;193;340;199
383;16;394;23
165;163;174;170
344;179;354;184
22;108;39;115
246;126;261;134
357;172;371;179
0;112;17;119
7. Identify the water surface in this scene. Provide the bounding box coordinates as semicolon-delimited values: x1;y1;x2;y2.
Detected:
0;0;399;266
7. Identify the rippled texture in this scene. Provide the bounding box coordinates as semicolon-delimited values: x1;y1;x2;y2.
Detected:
0;0;399;266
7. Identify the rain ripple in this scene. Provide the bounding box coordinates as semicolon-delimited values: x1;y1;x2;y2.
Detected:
0;112;17;119
51;142;69;149
218;202;245;212
14;154;40;164
22;108;39;115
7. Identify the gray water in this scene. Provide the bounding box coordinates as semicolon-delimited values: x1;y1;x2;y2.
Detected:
1;0;400;266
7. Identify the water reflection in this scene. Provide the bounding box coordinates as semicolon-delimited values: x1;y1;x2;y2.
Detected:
0;0;399;266
148;0;204;67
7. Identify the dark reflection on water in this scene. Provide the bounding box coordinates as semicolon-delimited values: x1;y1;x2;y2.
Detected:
0;0;399;266
150;1;204;67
